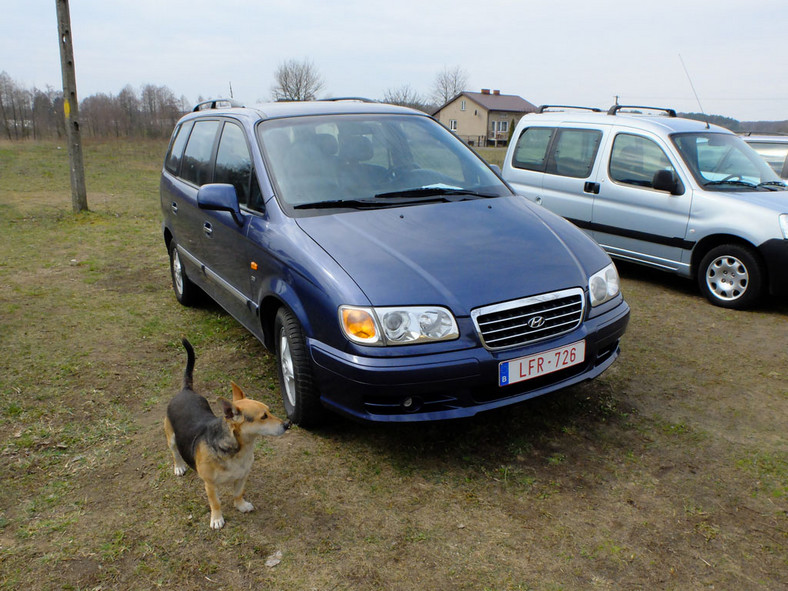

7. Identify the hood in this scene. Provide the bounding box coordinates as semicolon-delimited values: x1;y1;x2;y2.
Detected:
296;196;602;314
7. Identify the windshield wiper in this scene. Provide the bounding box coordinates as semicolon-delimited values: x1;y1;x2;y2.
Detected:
293;199;381;210
757;181;788;191
374;187;497;200
703;179;756;189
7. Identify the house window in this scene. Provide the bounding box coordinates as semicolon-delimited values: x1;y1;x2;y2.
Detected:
450;120;458;131
499;121;509;133
460;100;466;111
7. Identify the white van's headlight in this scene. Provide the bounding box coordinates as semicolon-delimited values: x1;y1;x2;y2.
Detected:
589;263;621;307
779;214;788;239
340;305;459;346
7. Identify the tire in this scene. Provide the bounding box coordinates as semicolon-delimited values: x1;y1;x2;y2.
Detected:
169;240;199;306
274;307;326;427
697;244;764;309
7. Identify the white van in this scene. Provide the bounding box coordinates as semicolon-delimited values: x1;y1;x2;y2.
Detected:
502;105;788;309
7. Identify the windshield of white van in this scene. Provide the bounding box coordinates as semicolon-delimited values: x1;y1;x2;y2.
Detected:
672;132;786;191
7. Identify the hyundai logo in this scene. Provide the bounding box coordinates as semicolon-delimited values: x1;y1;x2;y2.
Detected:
527;316;546;329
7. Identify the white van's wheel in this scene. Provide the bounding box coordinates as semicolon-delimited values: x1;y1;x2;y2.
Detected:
698;244;764;309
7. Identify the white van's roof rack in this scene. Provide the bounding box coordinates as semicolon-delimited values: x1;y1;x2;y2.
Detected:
608;104;677;117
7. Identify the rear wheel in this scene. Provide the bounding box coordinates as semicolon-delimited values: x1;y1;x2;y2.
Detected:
698;244;764;309
274;307;326;427
169;240;199;306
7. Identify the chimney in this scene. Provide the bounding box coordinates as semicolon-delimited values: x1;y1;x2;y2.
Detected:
493;89;500;95
481;89;490;95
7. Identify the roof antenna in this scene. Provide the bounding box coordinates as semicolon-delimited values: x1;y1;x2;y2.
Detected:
229;81;234;99
679;54;709;129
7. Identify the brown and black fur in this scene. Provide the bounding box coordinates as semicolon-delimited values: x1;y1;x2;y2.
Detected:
164;339;291;529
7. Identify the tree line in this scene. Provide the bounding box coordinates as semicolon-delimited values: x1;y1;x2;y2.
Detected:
1;62;469;142
0;71;187;140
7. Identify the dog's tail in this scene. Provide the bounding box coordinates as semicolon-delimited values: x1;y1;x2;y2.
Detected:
182;338;195;391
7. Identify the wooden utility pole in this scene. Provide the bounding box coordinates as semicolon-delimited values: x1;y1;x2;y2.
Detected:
56;0;88;212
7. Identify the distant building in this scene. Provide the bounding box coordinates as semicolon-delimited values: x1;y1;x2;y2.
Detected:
433;89;537;146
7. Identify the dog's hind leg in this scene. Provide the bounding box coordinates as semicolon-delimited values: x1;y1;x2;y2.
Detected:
233;475;254;514
163;417;188;476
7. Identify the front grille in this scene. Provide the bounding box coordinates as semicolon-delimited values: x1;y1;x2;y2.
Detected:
471;288;585;350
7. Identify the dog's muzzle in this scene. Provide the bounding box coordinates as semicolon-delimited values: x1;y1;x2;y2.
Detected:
283;420;293;431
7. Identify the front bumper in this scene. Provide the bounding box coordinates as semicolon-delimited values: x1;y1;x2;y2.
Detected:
308;299;630;422
759;239;788;296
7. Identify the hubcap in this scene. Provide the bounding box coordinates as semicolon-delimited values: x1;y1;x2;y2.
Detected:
172;249;184;295
706;255;748;301
279;331;297;408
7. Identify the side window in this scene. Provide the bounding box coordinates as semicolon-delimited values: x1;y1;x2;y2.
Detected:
164;120;194;175
609;133;677;189
512;127;555;171
180;120;220;186
214;122;256;207
545;128;602;178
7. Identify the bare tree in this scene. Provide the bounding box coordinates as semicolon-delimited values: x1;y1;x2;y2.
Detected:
383;85;429;112
431;65;468;107
271;59;324;101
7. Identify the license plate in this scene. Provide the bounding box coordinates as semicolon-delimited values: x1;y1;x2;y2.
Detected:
499;340;585;387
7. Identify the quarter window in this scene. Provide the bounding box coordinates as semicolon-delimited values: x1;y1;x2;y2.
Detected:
512;127;554;171
609;133;677;189
164;120;194;175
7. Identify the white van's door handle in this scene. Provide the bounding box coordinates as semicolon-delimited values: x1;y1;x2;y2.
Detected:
584;182;600;195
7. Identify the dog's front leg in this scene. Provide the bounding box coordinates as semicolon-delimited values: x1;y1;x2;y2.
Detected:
233;475;254;513
204;481;225;529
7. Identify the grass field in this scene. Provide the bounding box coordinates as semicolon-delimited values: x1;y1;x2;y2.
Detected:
0;138;786;590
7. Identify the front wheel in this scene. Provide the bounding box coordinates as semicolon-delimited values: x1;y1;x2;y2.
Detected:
274;308;326;427
697;244;764;309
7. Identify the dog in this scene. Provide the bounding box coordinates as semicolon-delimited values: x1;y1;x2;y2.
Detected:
164;338;291;529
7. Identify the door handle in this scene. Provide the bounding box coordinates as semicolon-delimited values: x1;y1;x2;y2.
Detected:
203;222;213;237
171;202;178;214
584;182;600;194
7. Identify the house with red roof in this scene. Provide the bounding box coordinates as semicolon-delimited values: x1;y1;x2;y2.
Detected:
433;89;537;147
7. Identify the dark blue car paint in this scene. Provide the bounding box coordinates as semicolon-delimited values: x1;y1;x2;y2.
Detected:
161;103;630;423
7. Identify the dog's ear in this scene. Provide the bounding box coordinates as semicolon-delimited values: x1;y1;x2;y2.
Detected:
220;398;243;422
230;381;246;401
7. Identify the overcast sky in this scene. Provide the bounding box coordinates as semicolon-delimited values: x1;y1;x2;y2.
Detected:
5;0;788;121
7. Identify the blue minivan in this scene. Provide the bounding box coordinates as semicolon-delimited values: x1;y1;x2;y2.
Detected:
160;99;630;426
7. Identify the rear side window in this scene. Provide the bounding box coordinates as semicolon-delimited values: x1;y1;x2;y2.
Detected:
180;120;220;186
545;129;601;178
609;134;676;189
164;121;193;175
512;127;554;171
214;122;260;207
513;127;601;178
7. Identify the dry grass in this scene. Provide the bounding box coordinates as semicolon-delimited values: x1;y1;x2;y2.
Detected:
0;139;786;590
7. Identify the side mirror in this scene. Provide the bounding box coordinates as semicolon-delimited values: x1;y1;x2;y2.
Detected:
197;184;243;224
652;169;683;195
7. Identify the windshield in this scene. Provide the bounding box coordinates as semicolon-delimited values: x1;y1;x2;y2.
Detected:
671;132;786;191
257;113;510;212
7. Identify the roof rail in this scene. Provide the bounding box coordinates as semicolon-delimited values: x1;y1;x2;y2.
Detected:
193;98;245;112
607;104;677;117
537;105;602;113
318;97;376;103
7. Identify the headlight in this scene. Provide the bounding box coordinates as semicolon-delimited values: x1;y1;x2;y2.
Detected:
588;263;620;307
779;214;788;239
340;305;459;346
